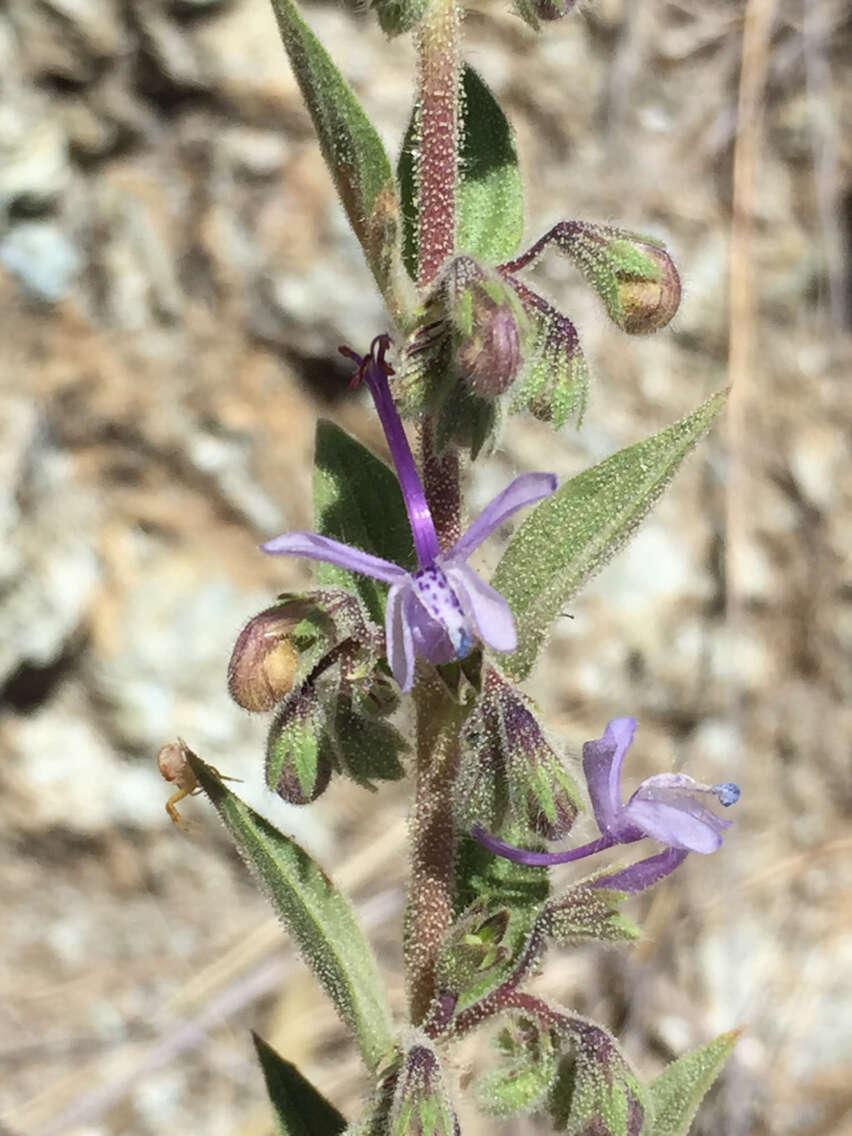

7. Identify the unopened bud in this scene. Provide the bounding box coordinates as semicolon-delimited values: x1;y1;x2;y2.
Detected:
448;257;526;398
266;685;334;805
561;221;681;335
228;604;303;712
390;1038;459;1136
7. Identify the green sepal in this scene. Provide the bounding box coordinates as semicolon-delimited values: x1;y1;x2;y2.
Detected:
547;1015;648;1136
398;65;524;279
649;1030;740;1136
266;684;336;802
332;688;408;788
252;1033;347;1136
543;882;640;947
268;0;411;315
508;294;589;429
513;0;542;31
493;390;728;679
187;754;395;1072
313;419;415;624
475;1018;560;1117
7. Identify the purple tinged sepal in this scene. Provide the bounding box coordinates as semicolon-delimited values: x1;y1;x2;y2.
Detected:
546;1011;647;1136
457;665;581;839
266;685;334;805
505;275;589;429
389;1036;460;1136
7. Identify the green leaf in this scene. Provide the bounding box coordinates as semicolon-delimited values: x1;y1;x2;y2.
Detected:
188;754;395;1072
397;66;524;277
457;67;525;263
650;1031;740;1136
268;0;408;310
253;1033;347;1136
476;1042;559;1117
493;390;727;679
313;420;415;624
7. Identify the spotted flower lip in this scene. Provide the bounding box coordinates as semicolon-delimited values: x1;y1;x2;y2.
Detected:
262;335;557;692
473;716;739;888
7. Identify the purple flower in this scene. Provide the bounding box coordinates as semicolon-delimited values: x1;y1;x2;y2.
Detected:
263;335;557;692
473;716;739;891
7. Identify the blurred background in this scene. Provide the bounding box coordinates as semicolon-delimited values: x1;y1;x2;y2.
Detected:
1;0;850;1133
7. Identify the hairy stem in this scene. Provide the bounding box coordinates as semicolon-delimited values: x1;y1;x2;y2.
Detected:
415;0;461;289
405;673;466;1024
403;0;465;1028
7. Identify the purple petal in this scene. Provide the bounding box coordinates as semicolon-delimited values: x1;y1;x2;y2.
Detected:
624;797;729;853
582;717;637;838
263;531;408;585
410;563;475;658
592;847;689;893
625;773;734;853
360;349;440;567
451;472;558;561
444;562;517;652
385;583;416;691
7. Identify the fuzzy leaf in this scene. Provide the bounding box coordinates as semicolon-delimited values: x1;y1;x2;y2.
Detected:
457;67;525;263
544;884;639;947
313;419;415;623
398;66;523;278
188;755;394;1072
253;1033;347;1136
649;1031;740;1136
493;390;727;679
268;0;405;305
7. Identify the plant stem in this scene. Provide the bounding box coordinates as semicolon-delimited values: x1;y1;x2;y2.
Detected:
405;673;466;1024
404;0;463;1027
415;0;460;290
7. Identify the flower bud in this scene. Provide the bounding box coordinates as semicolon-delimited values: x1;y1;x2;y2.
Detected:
266;685;334;804
228;603;303;712
447;257;526;398
390;1038;459;1136
561;221;681;334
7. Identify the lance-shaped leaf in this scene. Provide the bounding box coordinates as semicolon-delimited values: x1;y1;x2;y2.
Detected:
649;1030;740;1136
188;754;395;1072
314;419;415;624
268;0;407;308
253;1033;347;1136
398;66;524;278
493;390;727;679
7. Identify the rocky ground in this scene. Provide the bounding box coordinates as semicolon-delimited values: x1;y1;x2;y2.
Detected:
1;0;851;1134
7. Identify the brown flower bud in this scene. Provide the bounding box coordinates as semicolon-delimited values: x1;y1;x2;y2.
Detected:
227;604;303;712
560;222;681;335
